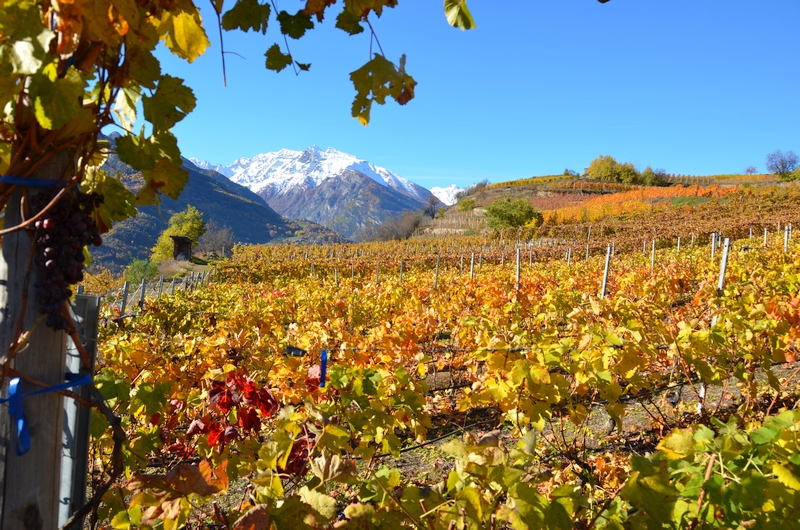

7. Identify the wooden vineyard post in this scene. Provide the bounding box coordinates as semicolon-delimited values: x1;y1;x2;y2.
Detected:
470;253;475;280
585;243;590;261
433;253;440;290
698;237;731;415
183;275;189;292
691;232;695;246
399;261;404;283
650;240;656;271
749;227;753;240
643;240;647;254
0;153;72;529
600;244;612;299
171;277;177;296
60;295;100;528
138;278;146;310
785;225;790;253
515;247;521;293
157;276;164;299
677;237;681;253
334;268;338;284
567;248;572;266
764;228;768;248
711;233;717;259
120;281;130;316
351;263;355;280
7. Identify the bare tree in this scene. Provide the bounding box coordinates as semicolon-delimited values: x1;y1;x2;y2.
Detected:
766;150;798;179
197;220;235;257
422;194;441;218
744;165;758;175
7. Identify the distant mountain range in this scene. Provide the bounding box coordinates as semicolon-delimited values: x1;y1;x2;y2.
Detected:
94;152;345;272
190;146;445;239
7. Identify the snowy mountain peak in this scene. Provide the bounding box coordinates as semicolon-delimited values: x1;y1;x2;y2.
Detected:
192;146;432;203
430;184;464;206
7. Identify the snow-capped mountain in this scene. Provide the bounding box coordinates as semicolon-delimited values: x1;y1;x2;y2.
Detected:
191;146;443;240
430;185;464;206
192;146;430;203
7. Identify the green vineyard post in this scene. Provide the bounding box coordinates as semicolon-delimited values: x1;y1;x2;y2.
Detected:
600;244;612;299
120;281;130;316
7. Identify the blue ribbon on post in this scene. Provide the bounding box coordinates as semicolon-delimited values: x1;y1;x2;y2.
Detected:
320;350;327;388
1;373;93;455
0;176;67;188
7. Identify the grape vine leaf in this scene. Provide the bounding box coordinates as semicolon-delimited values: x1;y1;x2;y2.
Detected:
303;0;336;22
30;66;86;130
157;7;210;63
231;505;271;530
277;10;315;39
114;85;141;132
210;0;225;15
136;158;189;206
126;41;162;90
265;44;293;72
335;8;364;35
344;0;398;18
444;0;475;30
222;0;271;34
350;54;416;125
296;61;311;71
81;168;138;232
142;75;196;133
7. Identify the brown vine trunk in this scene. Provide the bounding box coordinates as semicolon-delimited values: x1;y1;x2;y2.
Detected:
0;152;70;530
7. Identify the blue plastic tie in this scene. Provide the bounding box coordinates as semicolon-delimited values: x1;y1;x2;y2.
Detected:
0;176;66;188
320;350;327;388
1;373;93;455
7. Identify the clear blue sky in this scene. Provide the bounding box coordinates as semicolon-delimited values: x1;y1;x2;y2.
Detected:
158;1;800;189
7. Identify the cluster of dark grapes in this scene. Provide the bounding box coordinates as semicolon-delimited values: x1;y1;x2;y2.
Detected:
31;189;104;330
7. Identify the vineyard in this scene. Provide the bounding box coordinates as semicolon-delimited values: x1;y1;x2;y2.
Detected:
81;188;800;529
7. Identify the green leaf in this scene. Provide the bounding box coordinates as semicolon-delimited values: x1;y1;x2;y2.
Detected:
773;463;800;490
277;10;315;39
265;44;293;72
344;0;397;18
142;75;196;132
298;486;337;522
114;85;141;132
296;61;311;71
157;7;210;63
31;66;86;130
126;41;162;89
136;158;189;206
222;0;271;34
750;426;779;445
81;168;138;232
657;428;695;460
335;8;364;35
444;0;476;30
349;54;416;125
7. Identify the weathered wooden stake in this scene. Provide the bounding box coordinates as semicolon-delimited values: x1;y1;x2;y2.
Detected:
764;227;768;248
650;240;656;270
157;276;164;299
515;247;521;292
120;281;130;316
139;278;146;310
433;253;440;290
470;253;475;280
600;244;612;299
